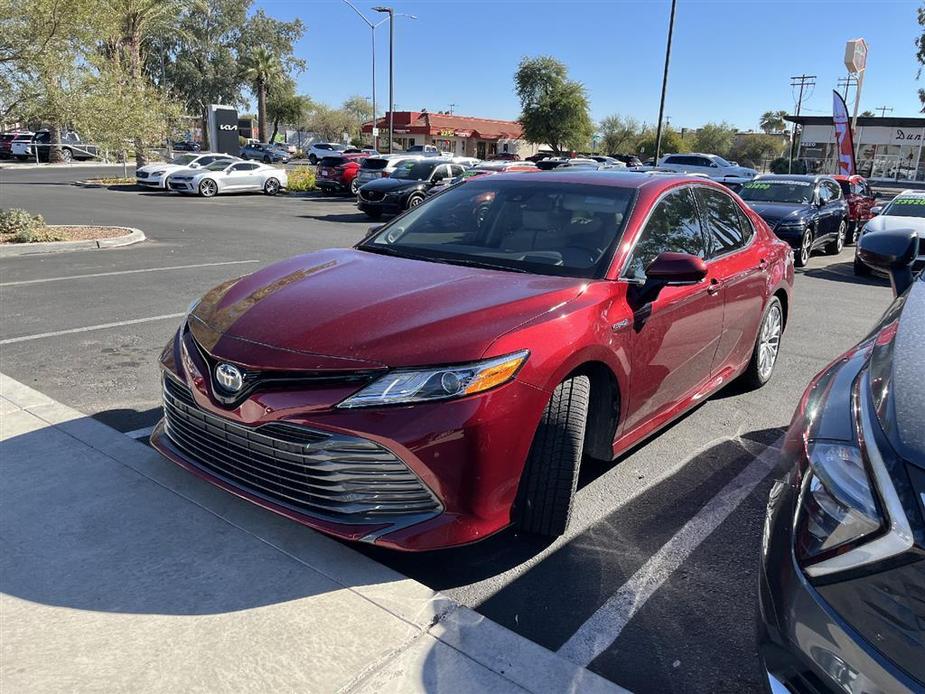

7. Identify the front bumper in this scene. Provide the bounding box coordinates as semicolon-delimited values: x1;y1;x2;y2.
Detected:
772;226;805;249
136;176;166;188
167;179;195;192
357;198;404;215
758;467;922;693
316;179;350;193
152;326;549;550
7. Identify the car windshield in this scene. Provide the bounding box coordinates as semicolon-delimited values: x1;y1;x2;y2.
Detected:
391;161;437;181
320;156;346;167
358;180;635;279
885;196;925;218
739;180;813;204
171;154;197;165
205;161;231;171
361;158;389;170
711;156;732;167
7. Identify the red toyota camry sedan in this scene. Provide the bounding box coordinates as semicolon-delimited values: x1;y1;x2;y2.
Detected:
152;171;793;550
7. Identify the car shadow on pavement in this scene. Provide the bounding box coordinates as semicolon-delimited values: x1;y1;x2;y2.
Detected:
298;212;373;224
92;405;162;435
800;260;890;287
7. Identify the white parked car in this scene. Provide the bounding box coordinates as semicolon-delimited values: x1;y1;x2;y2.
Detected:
307;142;347;164
658;153;757;182
854;190;925;275
135;153;239;189
354;154;426;187
166;160;287;198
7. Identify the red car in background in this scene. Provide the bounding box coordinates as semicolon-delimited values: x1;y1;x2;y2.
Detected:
317;153;369;196
152;171;793;550
833;174;876;243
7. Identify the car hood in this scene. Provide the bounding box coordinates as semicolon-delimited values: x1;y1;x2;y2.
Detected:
724;167;757;178
866;276;925;468
138;162;194;175
862;214;925;237
189;248;585;369
361;177;425;193
166;166;210;179
747;202;812;226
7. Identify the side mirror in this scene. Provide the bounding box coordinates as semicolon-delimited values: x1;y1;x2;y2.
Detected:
645;252;708;285
858;230;918;296
869;205;883;216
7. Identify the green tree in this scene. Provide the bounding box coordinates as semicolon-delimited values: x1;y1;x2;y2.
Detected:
691;121;736;157
759;110;788;133
729;133;785;169
266;84;310;143
242;47;282;142
598;114;641;154
636;127;687;159
860;110;875;117
341;95;374;138
917;3;925;110
238;9;305;74
514;56;593;154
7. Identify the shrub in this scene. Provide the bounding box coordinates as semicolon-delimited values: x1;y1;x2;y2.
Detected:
0;208;44;237
287;166;316;192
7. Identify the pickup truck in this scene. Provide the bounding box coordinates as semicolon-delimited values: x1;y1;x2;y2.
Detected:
404;144;451;157
12;130;100;162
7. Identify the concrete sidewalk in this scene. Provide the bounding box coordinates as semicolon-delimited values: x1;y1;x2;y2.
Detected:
0;373;623;694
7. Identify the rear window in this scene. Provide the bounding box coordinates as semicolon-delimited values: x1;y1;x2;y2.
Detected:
320;156;347;167
837;180;851;196
361;158;389;170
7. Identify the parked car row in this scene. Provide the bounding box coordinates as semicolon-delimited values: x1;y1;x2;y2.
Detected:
135;152;287;198
0;129;98;162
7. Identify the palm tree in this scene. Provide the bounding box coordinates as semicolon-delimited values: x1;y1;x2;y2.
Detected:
759;110;788;134
242;48;282;143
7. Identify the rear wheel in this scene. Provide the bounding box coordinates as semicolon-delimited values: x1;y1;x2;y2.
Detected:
198;178;218;198
350;177;359;195
263;155;271;164
263;177;280;196
515;375;590;537
309;154;317;165
827;220;846;255
795;228;813;267
740;296;783;389
60;147;73;163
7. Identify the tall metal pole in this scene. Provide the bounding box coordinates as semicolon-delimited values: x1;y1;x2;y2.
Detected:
654;0;677;164
388;9;394;153
371;28;377;150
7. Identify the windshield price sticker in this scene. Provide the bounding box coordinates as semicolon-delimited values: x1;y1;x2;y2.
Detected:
744;182;771;189
893;198;925;206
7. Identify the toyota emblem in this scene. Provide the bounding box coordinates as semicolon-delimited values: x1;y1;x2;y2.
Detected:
215;363;244;393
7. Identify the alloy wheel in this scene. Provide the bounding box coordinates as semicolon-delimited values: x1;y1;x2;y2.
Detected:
757;303;782;382
799;230;812;265
408;195;424;208
264;178;280;195
60;148;72;162
351;178;359;195
199;178;217;197
835;221;845;253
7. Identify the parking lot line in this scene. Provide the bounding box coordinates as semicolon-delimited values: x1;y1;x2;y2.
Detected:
0;260;260;287
556;436;784;667
0;313;184;345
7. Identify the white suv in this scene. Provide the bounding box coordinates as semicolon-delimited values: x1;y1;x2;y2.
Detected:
658;153;757;182
307;142;347;164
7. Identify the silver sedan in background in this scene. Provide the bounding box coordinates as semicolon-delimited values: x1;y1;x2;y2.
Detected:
166;160;288;198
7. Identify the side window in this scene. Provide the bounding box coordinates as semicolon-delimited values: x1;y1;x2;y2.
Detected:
431;165;448;181
693;157;712;167
695;187;748;255
244;163;259;170
451;165;466;177
827;181;841;200
664;155;681;165
229;163;247;171
817;183;831;203
626;187;706;278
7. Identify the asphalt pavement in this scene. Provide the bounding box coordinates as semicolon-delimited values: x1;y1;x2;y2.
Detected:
0;165;898;692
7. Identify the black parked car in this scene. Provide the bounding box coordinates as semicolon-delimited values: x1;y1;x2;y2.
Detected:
356;160;467;219
172;141;202;152
739;175;849;267
759;229;925;694
610;154;643;167
240;142;290;164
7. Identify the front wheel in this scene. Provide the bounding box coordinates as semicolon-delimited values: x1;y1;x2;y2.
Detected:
60;148;73;163
309;154;317;165
350;178;359;195
263;177;280;196
406;193;425;210
198;178;218;198
515;375;590;537
795;228;813;267
740;296;783;389
827;220;846;255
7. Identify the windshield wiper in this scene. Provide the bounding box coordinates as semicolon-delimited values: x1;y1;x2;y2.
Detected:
429;257;530;273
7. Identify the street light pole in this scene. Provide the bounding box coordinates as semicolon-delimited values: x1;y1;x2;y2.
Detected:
654;0;677;164
342;1;387;150
374;7;416;154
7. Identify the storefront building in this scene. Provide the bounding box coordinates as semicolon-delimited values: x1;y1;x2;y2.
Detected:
361;111;538;159
787;115;925;182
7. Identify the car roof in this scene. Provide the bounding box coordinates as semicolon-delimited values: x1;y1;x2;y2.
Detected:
892;189;925;198
755;174;831;183
487;169;714;190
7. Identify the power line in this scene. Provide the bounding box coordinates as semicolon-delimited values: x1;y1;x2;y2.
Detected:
788;74;816;174
448;103;458;115
874;105;893;118
836;75;858;102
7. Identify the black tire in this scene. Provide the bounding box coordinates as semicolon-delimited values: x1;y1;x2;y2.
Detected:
263;177;280;196
740;296;784;390
406;193;425;210
350;177;359;195
309;154;317;165
794;228;813;267
826;220;846;255
853;255;871;276
845;221;857;245
515;375;590;537
263;155;271;164
60;147;73;163
364;210;382;220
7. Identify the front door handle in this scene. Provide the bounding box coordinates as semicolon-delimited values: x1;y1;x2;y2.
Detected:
707;279;721;296
758;258;768;270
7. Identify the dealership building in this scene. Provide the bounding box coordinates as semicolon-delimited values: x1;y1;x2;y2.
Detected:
787;115;925;182
362;111;539;160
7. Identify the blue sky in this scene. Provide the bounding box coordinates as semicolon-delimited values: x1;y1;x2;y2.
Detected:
255;0;922;130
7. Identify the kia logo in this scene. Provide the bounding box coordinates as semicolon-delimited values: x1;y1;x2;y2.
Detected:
219;124;237;131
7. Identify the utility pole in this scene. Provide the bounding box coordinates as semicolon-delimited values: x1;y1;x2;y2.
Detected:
788;73;816;174
875;105;893;118
448;103;458;115
836;75;857;102
653;0;677;164
343;1;388;150
372;7;416;154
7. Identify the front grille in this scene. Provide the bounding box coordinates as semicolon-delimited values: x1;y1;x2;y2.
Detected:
361;190;384;202
161;376;441;521
168;181;189;190
136;171;149;178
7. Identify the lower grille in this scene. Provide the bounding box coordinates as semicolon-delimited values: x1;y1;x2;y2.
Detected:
161;376;440;521
361;190;384;202
136;171;149;179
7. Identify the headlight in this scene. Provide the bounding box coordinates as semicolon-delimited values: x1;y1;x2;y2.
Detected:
151;170;166;176
796;441;883;564
182;298;200;327
337;350;529;408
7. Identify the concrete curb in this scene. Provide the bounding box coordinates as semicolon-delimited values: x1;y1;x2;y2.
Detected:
0;226;145;257
72;179;138;189
0;161;130;171
0;373;627;694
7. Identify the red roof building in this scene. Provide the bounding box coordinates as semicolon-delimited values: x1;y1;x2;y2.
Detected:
361;111;538;159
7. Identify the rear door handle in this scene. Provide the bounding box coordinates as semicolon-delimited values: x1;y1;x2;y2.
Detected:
758;258;768;270
707;279;721;296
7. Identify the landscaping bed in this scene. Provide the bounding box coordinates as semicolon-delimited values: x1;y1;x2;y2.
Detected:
0;209;144;254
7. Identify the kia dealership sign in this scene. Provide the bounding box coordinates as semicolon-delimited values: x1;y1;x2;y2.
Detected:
205;104;240;155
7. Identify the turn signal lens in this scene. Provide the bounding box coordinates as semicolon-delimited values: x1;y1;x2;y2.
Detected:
463;354;527;394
